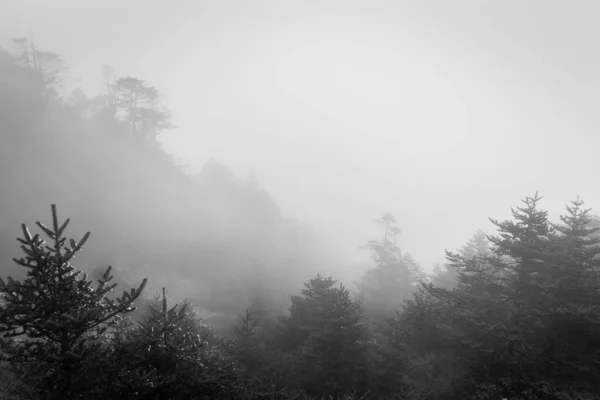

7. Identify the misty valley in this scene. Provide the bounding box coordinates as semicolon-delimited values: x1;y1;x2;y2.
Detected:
1;10;600;400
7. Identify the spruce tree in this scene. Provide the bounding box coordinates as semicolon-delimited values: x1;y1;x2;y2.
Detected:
487;192;558;333
542;197;600;389
0;204;147;398
122;287;207;374
426;193;600;397
420;194;555;392
279;274;370;395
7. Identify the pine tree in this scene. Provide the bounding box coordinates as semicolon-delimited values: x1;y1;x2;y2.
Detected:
487;192;558;329
279;274;370;394
459;229;491;259
356;215;423;319
362;213;402;267
541;197;600;389
0;204;147;398
418;195;550;390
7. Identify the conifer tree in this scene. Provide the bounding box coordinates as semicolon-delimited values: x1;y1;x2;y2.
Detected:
234;308;258;339
459;229;491;259
356;215;423;318
246;294;281;334
229;307;265;374
426;193;600;397
108;288;238;399
123;287;207;372
541;197;600;388
487;192;558;332
430;230;490;290
279;274;370;394
362;213;402;267
0;204;147;398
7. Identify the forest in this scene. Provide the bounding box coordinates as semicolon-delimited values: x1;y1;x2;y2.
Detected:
0;38;599;400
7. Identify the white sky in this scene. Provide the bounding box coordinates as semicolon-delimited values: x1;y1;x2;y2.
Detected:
2;0;600;271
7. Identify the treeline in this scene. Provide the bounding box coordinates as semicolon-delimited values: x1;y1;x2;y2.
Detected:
1;193;600;399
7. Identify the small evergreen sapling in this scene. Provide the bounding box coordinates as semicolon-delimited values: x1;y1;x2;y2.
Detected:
0;204;147;396
111;287;231;399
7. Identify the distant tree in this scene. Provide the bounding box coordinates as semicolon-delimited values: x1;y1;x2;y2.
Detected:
0;205;147;398
111;76;174;140
68;88;91;119
363;213;401;267
430;263;457;290
356;215;423;318
246;294;280;335
357;253;424;319
431;229;490;290
10;37;67;100
459;229;490;259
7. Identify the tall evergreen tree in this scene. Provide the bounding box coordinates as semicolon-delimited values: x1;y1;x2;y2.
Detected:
487;192;558;336
541;197;600;389
279;274;371;394
425;193;600;398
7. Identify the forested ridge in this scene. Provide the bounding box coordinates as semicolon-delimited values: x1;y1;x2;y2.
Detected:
1;39;599;399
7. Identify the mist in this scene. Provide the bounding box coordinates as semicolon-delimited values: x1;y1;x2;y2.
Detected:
1;0;599;329
4;1;600;266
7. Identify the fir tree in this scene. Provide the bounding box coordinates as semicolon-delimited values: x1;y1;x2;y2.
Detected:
279;274;370;395
0;204;147;398
542;197;600;388
487;192;558;325
122;287;207;373
425;193;600;397
418;195;543;390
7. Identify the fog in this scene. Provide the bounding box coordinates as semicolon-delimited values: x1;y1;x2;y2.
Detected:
1;1;600;322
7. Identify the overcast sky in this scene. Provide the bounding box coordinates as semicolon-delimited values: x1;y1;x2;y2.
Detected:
2;0;600;271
